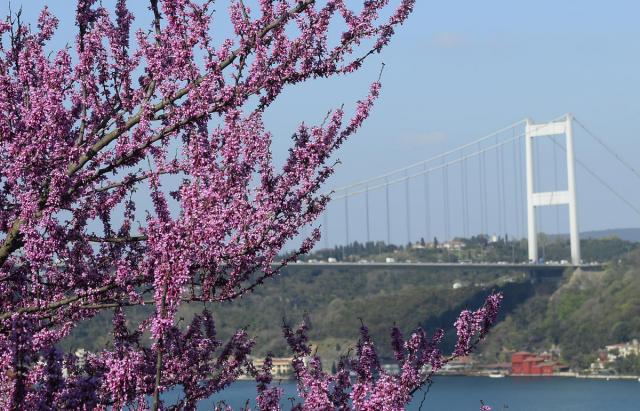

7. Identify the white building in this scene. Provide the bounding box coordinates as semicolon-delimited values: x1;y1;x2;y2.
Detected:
604;339;640;362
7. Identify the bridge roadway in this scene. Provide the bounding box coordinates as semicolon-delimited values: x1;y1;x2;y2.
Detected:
277;261;603;276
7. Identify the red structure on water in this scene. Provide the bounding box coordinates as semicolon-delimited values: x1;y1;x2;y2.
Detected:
511;352;560;375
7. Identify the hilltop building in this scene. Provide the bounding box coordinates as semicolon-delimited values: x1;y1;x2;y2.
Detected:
442;240;466;251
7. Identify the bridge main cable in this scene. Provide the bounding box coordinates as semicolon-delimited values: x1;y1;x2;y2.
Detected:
550;137;640;217
331;118;528;194
574;117;640;182
331;132;527;200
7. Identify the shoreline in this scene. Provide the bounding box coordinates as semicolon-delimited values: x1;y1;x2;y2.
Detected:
440;372;640;380
240;372;640;381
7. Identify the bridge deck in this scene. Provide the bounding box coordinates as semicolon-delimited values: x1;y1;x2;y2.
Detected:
277;262;602;270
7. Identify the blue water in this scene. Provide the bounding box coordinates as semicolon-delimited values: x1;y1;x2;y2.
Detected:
164;376;640;410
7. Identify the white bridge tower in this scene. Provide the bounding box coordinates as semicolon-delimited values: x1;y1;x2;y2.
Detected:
525;114;581;266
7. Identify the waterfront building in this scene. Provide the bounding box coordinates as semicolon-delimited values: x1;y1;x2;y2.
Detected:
440;356;474;374
511;352;567;376
604;339;640;362
250;357;295;378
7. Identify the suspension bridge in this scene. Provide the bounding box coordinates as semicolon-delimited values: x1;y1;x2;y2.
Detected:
304;113;639;269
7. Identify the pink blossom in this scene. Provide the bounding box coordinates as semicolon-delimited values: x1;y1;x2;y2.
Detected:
0;1;436;408
278;293;502;410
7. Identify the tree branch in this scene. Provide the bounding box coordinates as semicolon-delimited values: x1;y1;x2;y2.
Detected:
0;219;23;267
87;235;148;244
151;282;168;411
0;283;119;321
66;0;315;180
93;169;178;193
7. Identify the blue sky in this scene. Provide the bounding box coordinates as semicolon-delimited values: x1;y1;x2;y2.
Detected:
8;1;640;247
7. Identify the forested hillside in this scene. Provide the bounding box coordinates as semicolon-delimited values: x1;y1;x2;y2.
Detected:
61;266;530;365
61;241;640;370
480;249;640;368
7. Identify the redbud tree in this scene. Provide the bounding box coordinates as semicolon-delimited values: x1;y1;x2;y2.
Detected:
0;1;501;409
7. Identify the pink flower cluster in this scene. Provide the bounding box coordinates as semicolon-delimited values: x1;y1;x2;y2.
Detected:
266;292;503;411
0;0;502;408
454;292;502;356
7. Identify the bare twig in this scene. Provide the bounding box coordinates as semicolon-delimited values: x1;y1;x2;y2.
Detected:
87;235;148;244
0;283;119;321
151;282;168;411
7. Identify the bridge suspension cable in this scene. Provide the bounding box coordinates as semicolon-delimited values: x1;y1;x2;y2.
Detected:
513;128;522;238
574;118;640;182
365;184;371;243
552;133;561;234
385;177;391;244
405;173;411;244
443;162;450;241
518;134;527;239
323;212;329;249
479;145;487;235
424;169;431;241
460;152;469;237
344;192;349;245
500;137;508;237
495;135;505;237
550;137;640;218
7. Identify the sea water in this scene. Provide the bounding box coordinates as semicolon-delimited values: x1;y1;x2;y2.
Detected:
162;376;640;410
